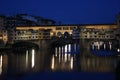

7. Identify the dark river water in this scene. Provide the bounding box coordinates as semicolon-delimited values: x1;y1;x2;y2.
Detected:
0;40;120;80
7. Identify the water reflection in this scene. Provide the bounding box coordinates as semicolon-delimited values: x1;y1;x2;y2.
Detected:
26;50;28;68
0;54;8;76
31;49;35;68
6;48;50;74
80;57;117;72
0;41;119;79
51;43;80;71
91;41;114;50
90;41;117;56
0;55;2;75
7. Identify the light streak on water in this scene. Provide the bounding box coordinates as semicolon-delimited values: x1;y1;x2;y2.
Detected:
31;49;35;68
104;44;106;50
74;44;76;52
62;46;64;61
55;48;57;57
68;44;71;52
68;54;71;61
109;44;112;50
109;41;112;50
0;55;2;75
59;49;61;63
51;55;55;70
65;45;67;53
70;57;73;69
62;46;63;52
92;44;94;50
26;50;28;68
65;53;67;62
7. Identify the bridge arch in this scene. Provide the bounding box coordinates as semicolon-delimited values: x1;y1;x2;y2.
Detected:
57;32;62;37
12;41;39;49
64;32;70;38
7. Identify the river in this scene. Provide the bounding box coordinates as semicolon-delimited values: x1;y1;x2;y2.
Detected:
0;40;120;80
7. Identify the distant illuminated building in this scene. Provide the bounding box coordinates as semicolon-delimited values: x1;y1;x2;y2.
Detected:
0;30;8;45
0;15;6;30
80;24;117;39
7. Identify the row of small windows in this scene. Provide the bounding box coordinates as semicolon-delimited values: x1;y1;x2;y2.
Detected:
83;35;114;38
14;36;44;39
13;36;51;40
56;27;77;30
13;33;50;36
83;32;98;34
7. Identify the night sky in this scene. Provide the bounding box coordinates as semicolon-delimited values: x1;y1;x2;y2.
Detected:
0;0;120;24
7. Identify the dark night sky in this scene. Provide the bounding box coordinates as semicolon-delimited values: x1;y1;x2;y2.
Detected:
0;0;120;24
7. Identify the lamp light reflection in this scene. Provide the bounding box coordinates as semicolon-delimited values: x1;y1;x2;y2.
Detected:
55;48;57;57
0;55;2;75
26;50;28;68
68;44;71;52
70;57;73;69
31;49;35;68
51;55;55;70
65;53;67;62
65;45;67;53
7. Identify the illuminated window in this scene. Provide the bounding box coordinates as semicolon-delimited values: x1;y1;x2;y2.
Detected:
56;27;62;30
3;34;6;36
63;27;68;30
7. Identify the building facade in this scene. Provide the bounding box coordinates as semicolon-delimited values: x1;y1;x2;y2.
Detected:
0;30;8;45
80;24;117;39
0;15;6;30
12;24;118;41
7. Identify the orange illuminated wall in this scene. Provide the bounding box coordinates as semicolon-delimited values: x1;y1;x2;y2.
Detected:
84;24;117;29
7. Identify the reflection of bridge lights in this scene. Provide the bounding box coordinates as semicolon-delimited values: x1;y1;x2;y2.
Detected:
65;45;67;53
51;55;55;70
70;57;73;69
55;48;57;57
74;44;76;52
31;49;35;68
62;46;64;54
26;50;28;68
0;55;2;75
59;47;61;54
68;44;71;52
65;53;67;62
68;54;71;61
59;50;61;63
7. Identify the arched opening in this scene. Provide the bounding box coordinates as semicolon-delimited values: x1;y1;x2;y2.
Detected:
57;32;62;38
12;41;39;50
64;32;70;38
